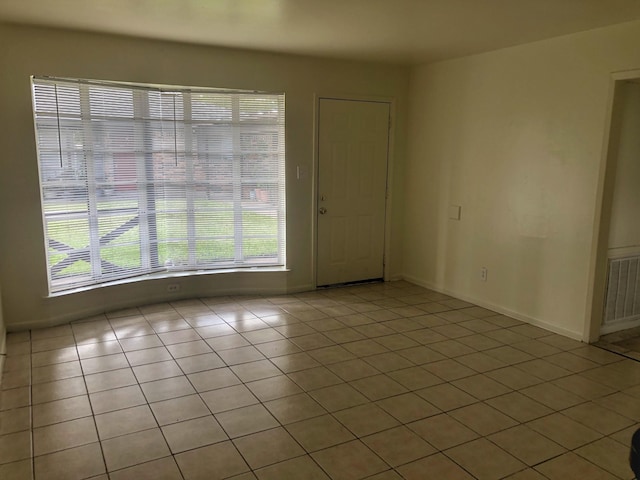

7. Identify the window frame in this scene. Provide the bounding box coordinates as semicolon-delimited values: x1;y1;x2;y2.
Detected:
32;77;286;294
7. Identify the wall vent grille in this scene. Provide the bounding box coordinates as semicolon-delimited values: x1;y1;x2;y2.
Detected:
604;256;640;325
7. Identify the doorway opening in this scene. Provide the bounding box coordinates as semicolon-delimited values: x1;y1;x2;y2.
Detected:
587;70;640;361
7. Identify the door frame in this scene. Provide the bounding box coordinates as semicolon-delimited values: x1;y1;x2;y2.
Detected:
585;68;640;342
313;94;397;288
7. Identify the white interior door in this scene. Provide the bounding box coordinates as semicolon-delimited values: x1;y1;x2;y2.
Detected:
317;98;390;286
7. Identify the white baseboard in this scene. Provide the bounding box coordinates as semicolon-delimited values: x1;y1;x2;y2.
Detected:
402;274;583;341
600;316;640;335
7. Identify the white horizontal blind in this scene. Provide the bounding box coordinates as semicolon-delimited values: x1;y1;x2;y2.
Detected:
32;77;286;293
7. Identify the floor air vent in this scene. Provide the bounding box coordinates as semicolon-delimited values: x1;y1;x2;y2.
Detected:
604;255;640;327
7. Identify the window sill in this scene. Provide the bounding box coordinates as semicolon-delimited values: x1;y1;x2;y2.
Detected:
46;266;289;299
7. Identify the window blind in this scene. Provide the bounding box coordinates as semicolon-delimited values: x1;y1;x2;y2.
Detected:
32;77;286;293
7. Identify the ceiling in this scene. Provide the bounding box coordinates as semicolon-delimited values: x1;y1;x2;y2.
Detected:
2;0;640;65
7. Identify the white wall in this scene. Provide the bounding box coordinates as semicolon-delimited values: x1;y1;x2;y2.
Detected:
0;23;409;329
404;20;640;339
608;81;640;255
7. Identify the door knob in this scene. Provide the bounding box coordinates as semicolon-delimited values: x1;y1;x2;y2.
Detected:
319;207;327;215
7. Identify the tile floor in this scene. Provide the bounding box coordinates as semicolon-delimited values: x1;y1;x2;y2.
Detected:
1;280;639;480
597;326;640;362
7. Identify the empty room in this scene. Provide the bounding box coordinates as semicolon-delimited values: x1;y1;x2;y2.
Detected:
1;1;640;479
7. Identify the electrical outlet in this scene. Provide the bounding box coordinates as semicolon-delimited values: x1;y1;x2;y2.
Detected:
167;283;180;293
480;267;488;282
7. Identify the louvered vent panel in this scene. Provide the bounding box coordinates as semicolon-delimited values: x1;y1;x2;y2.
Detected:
604;256;640;325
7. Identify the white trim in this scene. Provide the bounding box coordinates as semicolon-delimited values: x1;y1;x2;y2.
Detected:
402;274;584;341
600;316;640;335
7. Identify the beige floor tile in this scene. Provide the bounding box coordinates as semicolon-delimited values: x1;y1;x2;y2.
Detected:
545;351;600;373
84;368;137;394
455;351;506;372
162;416;227;453
175;441;249;480
31;335;76;354
387;366;443;390
76;341;123;359
81;353;129;375
140;375;195;403
166;339;212;358
218;346;266;365
489;425;566;466
451;374;512;400
95;404;157;440
256;339;303;358
231;360;282;382
309;383;368;411
562;401;635;435
446;438;525;480
422;359;476;381
535;452;618;480
376;392;440;423
575;437;634;479
311;440;388;480
520;382;584;410
216;404;279;438
323;328;367;344
397;453;474;479
3;354;31;373
333;403;400;437
485;366;545;390
0;459;33;480
309;344;358;365
287;366;342;390
32;361;82;384
397;345;446;364
109;456;183;480
31;347;79;368
0;387;30;411
124;347;172;367
90;385;146;414
176;352;225;374
511;339;560;358
101;428;170;471
594;392;640;421
484;345;535;365
515;359;572;381
0;430;31;464
328;358;380;381
527;413;602;449
504;470;549;480
362;425;435;467
187;367;241;392
416;383;477;411
485;392;553;423
270;352;321;373
342;339;388;357
118;335;163;352
132;360;183;383
408;413;478;450
33;417;98;455
264;392;326;424
158;328;200;345
255;455;329;480
449;402;518;436
201;384;259;413
246;375;303;401
351;374;408;401
196;323;236;339
242;328;286;345
34;442;104;480
0;369;31;390
285;414;355;451
233;427;305;469
150;394;210;426
32;394;92;427
0;406;31;435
